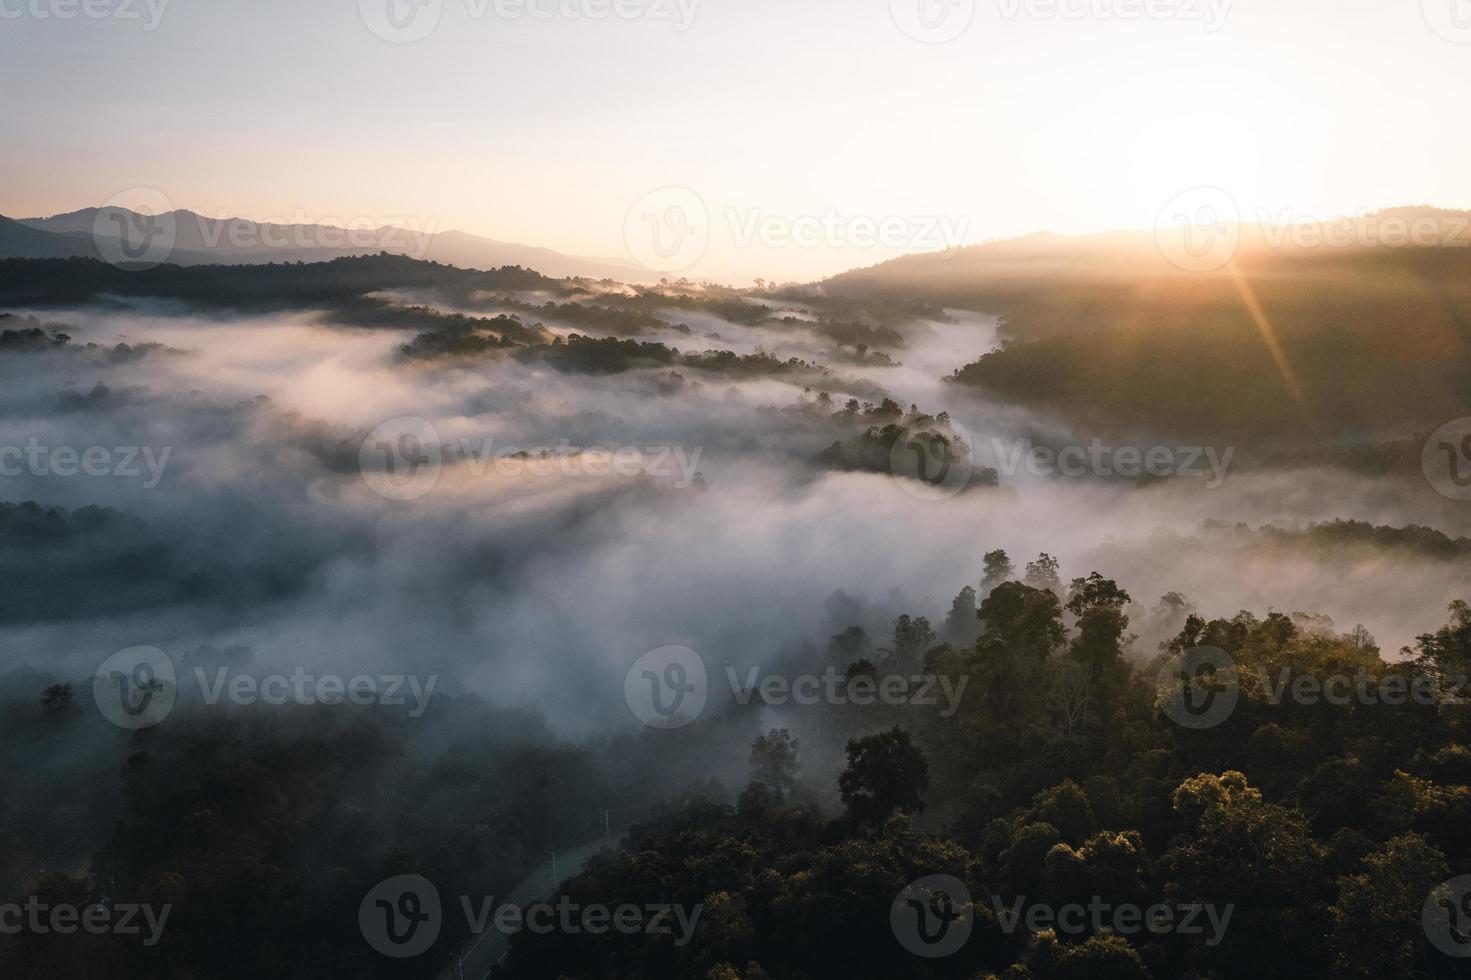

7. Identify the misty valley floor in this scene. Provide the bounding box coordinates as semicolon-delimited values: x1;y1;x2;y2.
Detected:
2;254;1470;979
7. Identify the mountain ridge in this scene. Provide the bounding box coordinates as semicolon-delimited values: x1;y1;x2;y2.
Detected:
9;206;654;282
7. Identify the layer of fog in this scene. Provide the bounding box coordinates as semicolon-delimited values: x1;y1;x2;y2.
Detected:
1;299;1466;746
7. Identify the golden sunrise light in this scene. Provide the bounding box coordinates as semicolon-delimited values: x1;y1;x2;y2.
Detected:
4;2;1471;977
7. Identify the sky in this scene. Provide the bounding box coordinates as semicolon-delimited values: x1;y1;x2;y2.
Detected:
3;0;1470;283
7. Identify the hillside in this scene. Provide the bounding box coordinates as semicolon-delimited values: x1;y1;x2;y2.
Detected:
0;215;96;260
825;212;1471;440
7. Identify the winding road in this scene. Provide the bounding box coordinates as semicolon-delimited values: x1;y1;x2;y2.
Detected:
434;833;628;980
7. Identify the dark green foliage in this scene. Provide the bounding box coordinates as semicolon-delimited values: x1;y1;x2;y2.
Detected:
817;412;1000;490
839;727;930;829
8;542;1471;978
497;595;1471;980
0;254;554;309
748;729;801;802
981;548;1014;596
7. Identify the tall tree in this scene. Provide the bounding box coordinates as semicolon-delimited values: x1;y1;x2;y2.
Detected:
943;585;980;647
1024;552;1062;594
748;728;800;801
839;727;929;829
981;548;1014;596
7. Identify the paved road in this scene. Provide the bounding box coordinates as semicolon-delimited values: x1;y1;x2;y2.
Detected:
434;833;627;980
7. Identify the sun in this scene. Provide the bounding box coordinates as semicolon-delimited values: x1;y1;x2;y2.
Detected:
1111;97;1275;230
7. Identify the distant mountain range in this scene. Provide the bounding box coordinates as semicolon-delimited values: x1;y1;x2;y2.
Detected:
0;207;654;282
9;203;1469;294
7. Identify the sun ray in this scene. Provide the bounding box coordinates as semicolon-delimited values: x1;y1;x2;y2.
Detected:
1225;260;1310;420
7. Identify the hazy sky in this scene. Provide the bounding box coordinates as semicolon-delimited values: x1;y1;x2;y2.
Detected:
3;0;1469;282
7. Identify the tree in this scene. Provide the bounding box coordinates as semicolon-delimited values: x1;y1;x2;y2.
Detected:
1024;779;1097;845
1154;591;1193;617
1065;572;1130;616
827;626;870;667
978;581;1067;664
697;892;755;967
1328;833;1448;979
488;593;1471;980
1024;552;1062;593
1163;771;1332;974
1344;623;1378;653
1150;591;1196;638
1409;600;1471;687
891;614;936;665
1026;930;1148;980
839;727;928;829
943;586;980;647
981;548;1014;595
40;683;75;712
1066;573;1133;700
1164;612;1206;654
748;729;800;801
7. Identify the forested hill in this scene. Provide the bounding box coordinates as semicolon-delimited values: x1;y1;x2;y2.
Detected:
823;212;1471;345
821;214;1471;441
0;254;557;309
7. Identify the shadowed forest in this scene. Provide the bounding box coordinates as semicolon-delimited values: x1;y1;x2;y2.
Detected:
2;214;1471;978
